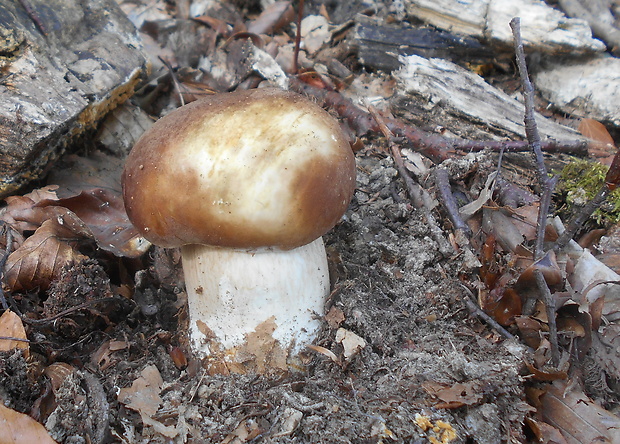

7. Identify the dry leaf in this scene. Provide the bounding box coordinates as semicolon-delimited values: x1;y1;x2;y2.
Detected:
299;15;331;54
525;417;570;444
118;365;163;418
222;418;262;444
525;361;568;382
515;316;544;349
579;118;616;165
1;186;60;234
47;152;123;198
539;380;620;444
246;1;295;35
0;310;28;357
43;363;76;393
325;306;345;329
118;364;178;437
40;189;151;258
422;380;483;408
335;328;366;360
91;340;128;370
482;207;525;252
4;216;91;292
306;344;339;363
0;404;57;444
480;287;522;326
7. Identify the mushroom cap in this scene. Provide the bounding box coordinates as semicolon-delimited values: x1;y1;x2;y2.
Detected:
122;88;356;250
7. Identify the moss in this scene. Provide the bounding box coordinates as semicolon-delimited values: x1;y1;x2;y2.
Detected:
556;159;620;226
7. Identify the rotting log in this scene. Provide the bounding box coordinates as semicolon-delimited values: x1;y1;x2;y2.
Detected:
0;0;148;198
351;14;491;72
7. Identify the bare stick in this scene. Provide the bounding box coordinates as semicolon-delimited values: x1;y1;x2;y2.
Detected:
293;0;305;74
554;186;609;251
510;17;557;260
434;168;472;236
511;18;561;365
459;284;515;340
0;224;14;311
534;269;560;366
289;77;588;164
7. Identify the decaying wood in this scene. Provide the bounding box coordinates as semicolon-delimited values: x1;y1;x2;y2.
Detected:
534;57;620;126
404;0;605;54
0;0;148;198
558;0;620;54
393;54;585;142
351;14;490;72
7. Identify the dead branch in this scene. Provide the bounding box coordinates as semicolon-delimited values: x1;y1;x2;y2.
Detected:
512;17;561;367
511;17;558;261
534;269;560;367
289;78;589;164
434;168;472;236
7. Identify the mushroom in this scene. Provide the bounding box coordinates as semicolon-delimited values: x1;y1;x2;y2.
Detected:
122;88;356;373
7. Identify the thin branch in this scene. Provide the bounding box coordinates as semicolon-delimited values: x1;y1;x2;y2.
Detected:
534;269;560;367
159;56;185;107
289;77;588;164
510;17;557;260
554;186;609;251
459;284;515;340
293;0;305;74
0;224;14;311
434;168;472;236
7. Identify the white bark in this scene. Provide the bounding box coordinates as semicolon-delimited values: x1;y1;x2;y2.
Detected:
181;238;329;363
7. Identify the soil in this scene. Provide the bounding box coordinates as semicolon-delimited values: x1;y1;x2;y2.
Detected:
0;144;532;443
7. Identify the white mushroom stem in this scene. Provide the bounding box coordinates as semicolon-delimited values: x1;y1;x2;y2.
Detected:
181;237;329;361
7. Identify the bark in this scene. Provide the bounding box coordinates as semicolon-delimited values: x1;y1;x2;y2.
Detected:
0;0;148;198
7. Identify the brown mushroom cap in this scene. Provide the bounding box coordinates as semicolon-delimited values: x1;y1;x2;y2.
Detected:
122;88;356;250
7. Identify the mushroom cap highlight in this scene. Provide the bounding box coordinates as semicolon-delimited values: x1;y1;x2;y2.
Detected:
122;88;356;250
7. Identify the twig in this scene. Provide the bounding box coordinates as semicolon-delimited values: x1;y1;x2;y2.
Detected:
18;0;48;35
82;371;110;444
434;168;472;236
0;335;30;343
459;284;515;340
281;391;325;413
0;224;14;311
159;56;185;107
289;77;588;163
21;297;124;325
292;0;305;74
511;17;561;364
510;17;557;260
554;186;609;251
534;269;560;366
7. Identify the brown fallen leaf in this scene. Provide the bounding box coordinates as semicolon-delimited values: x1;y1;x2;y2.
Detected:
1;186;60;234
525;417;570;444
118;365;178;438
579;118;616;166
0;310;28;357
4;216;91;292
38;188;150;258
539;380;620;444
422;380;483;408
246;1;295;35
0;404;57;444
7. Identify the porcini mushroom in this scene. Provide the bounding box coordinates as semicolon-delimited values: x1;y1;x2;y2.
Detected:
122;88;356;372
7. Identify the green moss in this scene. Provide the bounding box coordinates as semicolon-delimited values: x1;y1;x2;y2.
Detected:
556;159;620;226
